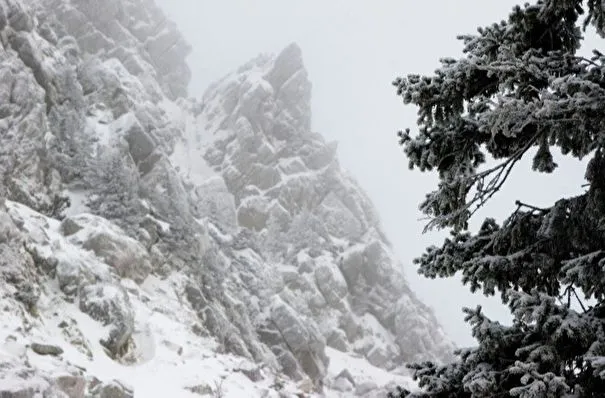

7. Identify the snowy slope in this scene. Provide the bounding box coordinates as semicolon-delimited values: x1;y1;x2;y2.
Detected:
0;200;415;397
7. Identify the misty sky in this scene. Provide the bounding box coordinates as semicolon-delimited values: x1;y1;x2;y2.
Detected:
155;0;597;346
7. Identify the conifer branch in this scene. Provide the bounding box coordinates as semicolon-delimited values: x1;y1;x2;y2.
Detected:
426;131;541;231
514;200;549;213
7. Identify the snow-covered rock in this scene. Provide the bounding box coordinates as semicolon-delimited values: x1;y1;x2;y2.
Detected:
0;0;453;396
79;282;135;358
66;214;153;283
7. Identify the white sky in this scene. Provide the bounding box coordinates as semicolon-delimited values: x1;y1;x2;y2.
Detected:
155;0;597;346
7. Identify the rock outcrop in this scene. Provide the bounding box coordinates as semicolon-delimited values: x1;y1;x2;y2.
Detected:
0;0;453;396
175;42;454;374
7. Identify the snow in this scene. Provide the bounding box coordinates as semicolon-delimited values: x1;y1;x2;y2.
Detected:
206;221;232;244
66;189;91;216
358;313;398;351
170;139;215;185
86;110;114;157
1;201;417;397
3;272;270;397
145;214;171;233
326;348;415;390
162;98;221;187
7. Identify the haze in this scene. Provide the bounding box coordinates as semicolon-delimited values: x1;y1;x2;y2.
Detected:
155;0;594;346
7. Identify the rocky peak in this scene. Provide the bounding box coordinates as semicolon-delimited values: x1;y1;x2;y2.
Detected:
266;42;306;89
202;42;312;141
166;43;455;379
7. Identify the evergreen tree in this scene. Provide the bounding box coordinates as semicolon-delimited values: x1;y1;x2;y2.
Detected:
390;1;605;396
85;146;144;234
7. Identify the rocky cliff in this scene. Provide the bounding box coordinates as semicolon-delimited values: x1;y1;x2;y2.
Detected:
0;0;453;397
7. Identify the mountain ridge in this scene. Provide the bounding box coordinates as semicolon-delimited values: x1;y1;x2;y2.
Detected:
0;0;453;396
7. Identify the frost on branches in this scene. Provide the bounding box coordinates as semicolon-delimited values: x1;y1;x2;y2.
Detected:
389;1;605;397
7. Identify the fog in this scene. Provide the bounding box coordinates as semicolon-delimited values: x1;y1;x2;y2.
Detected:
155;0;594;346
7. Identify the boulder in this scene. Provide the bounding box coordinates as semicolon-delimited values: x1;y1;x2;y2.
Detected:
326;329;349;352
332;377;354;392
79;283;134;358
237;202;268;231
89;380;134;398
61;218;83;236
0;205;20;243
0;244;39;309
0;367;54;398
367;345;391;368
339;248;364;288
139;157;193;228
114;114;156;164
30;343;63;356
355;381;379;396
318;193;363;239
238;81;273;122
38;22;59;45
339;313;363;342
302;141;338;170
269;297;327;381
362;240;391;285
279;157;307;175
314;263;348;306
184;284;209;313
0;387;36;398
55;375;86;398
237;367;263;382
82;230;152;283
272;346;304;381
184;383;213;396
56;257;94;296
247;164;282;190
60;214;152;283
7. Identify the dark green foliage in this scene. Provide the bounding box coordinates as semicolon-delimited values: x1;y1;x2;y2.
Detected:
390;1;605;396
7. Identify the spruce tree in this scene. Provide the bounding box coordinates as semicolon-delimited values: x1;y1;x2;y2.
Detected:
390;1;605;396
85;146;143;233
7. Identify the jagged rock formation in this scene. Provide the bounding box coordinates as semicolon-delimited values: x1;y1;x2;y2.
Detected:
172;43;454;374
0;0;453;396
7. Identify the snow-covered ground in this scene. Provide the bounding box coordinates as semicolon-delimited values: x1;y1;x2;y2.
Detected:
0;200;414;397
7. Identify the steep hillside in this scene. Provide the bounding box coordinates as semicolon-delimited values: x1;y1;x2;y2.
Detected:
0;0;453;397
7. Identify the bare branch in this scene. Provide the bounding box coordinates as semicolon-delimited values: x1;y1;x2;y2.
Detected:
514;200;549;213
571;287;588;313
424;131;541;231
